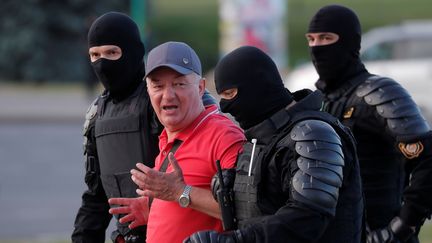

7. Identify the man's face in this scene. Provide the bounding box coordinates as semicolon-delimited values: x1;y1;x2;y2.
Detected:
88;45;122;62
305;32;339;47
146;67;205;133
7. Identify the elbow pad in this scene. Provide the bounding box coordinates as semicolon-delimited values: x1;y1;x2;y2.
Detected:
290;119;344;216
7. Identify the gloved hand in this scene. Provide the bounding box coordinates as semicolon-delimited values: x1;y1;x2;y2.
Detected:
108;196;150;229
210;168;236;201
366;226;396;243
183;230;243;243
366;216;415;243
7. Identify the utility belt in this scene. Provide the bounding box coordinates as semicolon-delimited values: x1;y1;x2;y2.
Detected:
111;226;146;243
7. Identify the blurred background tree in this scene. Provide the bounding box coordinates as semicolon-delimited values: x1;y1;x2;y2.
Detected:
0;0;128;83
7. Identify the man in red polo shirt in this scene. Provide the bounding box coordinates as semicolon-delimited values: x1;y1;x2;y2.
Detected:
109;41;245;243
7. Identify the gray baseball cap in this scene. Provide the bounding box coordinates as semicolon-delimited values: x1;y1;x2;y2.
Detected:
145;41;202;78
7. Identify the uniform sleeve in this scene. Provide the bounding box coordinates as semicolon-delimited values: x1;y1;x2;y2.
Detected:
398;132;432;226
72;175;112;243
72;124;112;243
357;77;432;226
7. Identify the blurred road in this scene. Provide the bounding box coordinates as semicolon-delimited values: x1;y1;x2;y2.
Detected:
0;84;115;241
0;85;89;123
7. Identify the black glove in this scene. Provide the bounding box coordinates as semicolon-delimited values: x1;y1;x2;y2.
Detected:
210;169;236;201
183;230;243;243
366;226;396;243
366;217;415;243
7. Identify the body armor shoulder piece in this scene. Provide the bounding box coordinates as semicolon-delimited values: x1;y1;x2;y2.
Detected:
376;96;421;119
290;119;342;145
387;114;430;137
357;77;410;106
356;76;396;97
83;97;99;136
290;120;344;165
356;77;430;136
291;120;344;213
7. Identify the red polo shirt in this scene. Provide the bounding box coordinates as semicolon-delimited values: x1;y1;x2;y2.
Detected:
146;105;245;243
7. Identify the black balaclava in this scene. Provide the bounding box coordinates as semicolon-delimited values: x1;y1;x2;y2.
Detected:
88;12;145;101
308;5;366;91
215;46;293;130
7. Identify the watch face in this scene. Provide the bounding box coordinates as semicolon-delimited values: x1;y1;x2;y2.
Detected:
179;185;192;208
179;196;190;207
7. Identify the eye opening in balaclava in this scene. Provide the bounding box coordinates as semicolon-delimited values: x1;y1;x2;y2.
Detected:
307;5;364;91
88;11;145;101
214;46;293;130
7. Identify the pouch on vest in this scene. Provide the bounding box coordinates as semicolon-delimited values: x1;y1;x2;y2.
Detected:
234;141;267;227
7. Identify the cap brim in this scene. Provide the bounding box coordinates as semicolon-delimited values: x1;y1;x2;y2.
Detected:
145;64;194;79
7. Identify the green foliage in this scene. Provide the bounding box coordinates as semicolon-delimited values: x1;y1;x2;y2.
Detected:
148;0;219;73
420;222;432;243
0;0;128;82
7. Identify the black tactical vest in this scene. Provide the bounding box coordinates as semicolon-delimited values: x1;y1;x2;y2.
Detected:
93;82;160;236
234;109;364;242
95;82;159;199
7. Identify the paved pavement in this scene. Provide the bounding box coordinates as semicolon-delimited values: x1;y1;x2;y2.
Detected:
0;84;92;123
0;83;115;242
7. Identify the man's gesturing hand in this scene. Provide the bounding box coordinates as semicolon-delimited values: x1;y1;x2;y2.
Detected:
108;196;150;229
131;152;186;201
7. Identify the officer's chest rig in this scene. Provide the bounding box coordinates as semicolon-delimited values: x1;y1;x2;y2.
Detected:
233;139;267;227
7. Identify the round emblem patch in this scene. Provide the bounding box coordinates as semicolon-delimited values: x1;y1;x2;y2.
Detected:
398;142;424;159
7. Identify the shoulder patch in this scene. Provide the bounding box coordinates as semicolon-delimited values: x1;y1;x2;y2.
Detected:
343;107;355;119
398;141;424;159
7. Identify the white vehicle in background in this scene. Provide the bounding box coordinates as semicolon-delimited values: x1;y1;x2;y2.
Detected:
284;20;432;123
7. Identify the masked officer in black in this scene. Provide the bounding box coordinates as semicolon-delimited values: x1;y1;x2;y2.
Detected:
305;5;432;243
72;12;216;243
184;46;364;243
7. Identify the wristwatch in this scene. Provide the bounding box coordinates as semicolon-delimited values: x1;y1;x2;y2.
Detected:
178;185;192;208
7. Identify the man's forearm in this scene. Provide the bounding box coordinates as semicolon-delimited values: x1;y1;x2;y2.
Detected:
189;186;222;219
